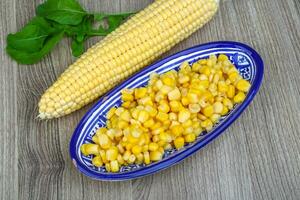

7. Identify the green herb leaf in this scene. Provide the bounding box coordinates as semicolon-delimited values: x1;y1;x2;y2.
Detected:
6;0;136;64
7;17;57;53
36;0;87;25
7;31;64;64
71;39;85;57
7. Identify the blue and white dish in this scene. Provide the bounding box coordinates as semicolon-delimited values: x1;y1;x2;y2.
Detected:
70;41;264;181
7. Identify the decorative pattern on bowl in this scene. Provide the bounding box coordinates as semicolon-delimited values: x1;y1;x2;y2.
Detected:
70;41;263;181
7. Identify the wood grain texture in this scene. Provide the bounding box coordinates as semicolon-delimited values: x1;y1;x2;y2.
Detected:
0;0;18;200
0;0;299;199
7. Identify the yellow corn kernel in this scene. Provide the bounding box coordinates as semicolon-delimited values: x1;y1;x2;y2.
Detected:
234;92;246;103
152;135;160;143
144;151;151;164
144;118;155;128
159;132;172;143
218;54;229;62
106;107;116;119
153;80;163;91
149;142;159;151
132;145;142;155
130;101;137;108
160;85;173;95
115;107;125;116
128;154;136;164
143;133;150;144
158;103;170;113
99;150;108;163
184;127;194;135
145;105;157;117
156;112;169;122
136;153;144;164
208;54;217;65
181;97;189;106
198;80;210;89
174;137;185;149
187;92;199;104
236;79;251;92
191;113;198;120
194;127;204;136
197;113;207;121
138;134;146;146
96;127;107;136
135;88;147;99
150;151;163;161
162;76;176;87
228;72;239;82
117;143;125;154
137;110;149;123
131;108;139;120
98;134;111;149
212;73;220;84
92;156;103;167
122;101;132;109
169;112;177;121
198;59;207;65
213;102;223;114
121;92;134;102
201;119;213;129
227;85;236;98
164;143;173;150
106;147;118;161
170;125;184;136
80;144;98;156
188;104;201;113
106;129;116;140
210;114;221;123
192;62;201;72
163;119;171;127
218;81;228;93
180;61;191;72
105;163;111;172
185;133;196;143
223;98;233;109
178;109;191;123
117;120;129;129
178;74;190;84
168;87;181;101
158;147;165;154
142;145;149;152
181;119;191;128
169;101;182;113
92;135;99;144
117;154;125;165
202;105;214;117
110;160;119;172
221;106;229;115
123;151;131;161
138;96;153;106
126;137;138;147
120;110;131;122
150;122;162;131
200;65;211;76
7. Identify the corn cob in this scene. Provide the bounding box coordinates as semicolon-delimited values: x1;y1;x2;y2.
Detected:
39;0;219;119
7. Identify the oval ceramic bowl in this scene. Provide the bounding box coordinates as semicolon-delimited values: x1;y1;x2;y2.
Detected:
70;41;264;181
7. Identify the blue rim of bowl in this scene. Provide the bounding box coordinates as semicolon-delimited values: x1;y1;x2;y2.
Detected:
69;41;264;181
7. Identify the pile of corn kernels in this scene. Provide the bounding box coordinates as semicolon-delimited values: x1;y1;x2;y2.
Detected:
80;54;251;172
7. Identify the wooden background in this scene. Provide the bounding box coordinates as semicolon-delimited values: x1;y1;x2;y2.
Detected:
1;0;300;199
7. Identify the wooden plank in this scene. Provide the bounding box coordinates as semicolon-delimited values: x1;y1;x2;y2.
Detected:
1;0;298;199
0;0;18;199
